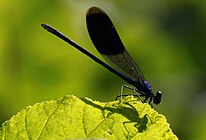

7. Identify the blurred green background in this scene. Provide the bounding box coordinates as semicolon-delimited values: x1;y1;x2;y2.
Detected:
1;0;206;139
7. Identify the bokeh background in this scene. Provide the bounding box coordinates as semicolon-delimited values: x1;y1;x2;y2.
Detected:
1;0;206;139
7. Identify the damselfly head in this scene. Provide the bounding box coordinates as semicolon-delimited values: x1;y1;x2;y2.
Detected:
153;91;162;104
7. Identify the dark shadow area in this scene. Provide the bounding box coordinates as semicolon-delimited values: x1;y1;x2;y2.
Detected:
80;97;149;136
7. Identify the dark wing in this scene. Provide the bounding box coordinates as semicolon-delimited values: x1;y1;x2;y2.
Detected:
86;6;145;80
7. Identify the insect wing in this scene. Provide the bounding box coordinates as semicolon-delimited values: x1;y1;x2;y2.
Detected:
86;7;145;80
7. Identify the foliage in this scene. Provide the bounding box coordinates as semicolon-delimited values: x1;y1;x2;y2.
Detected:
0;95;177;140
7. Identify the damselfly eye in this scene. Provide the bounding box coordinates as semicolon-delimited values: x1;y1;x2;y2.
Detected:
153;91;162;104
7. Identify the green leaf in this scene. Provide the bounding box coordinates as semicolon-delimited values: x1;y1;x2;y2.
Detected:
0;95;178;140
